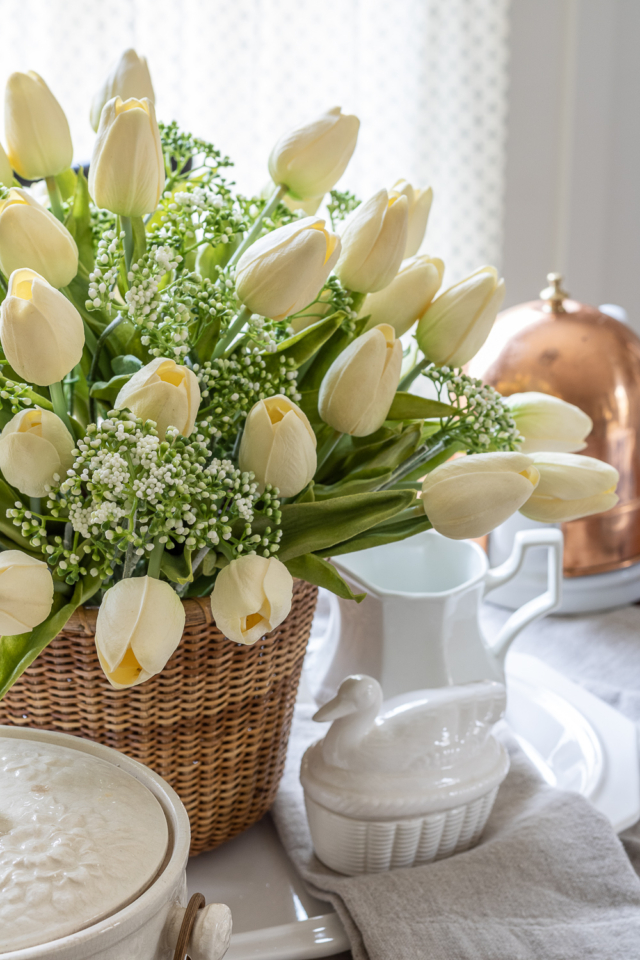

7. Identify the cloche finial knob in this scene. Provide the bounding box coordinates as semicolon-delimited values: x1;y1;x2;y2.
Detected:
540;272;569;313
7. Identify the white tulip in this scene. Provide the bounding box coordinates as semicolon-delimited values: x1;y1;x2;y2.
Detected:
0;409;74;497
421;452;540;540
89;97;164;217
239;395;317;497
268;106;360;200
0;188;78;288
90;49;155;132
391;179;433;258
416;266;505;367
0;550;53;635
210;555;293;645
318;323;403;437
0;269;84;386
235;216;340;321
95;576;185;689
0;142;13;188
335;189;408;294
115;357;201;438
504;392;593;454
5;71;73;180
361;255;444;336
519;453;619;523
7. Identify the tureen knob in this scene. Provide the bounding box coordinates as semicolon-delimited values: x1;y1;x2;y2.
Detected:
540;272;570;314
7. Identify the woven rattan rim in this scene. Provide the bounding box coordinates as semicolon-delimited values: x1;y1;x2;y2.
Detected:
173;892;205;960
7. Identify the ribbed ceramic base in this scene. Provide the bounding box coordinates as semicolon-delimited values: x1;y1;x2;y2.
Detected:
305;787;499;875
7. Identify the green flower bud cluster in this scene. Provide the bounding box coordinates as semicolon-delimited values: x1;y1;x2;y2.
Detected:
0;377;41;417
86;227;125;314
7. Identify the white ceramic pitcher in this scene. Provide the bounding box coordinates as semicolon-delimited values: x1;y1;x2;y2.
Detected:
308;528;563;702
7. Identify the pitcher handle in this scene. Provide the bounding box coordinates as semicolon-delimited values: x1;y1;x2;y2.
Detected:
483;528;563;665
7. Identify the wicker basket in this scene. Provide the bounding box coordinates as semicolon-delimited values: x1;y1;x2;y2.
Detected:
0;578;318;855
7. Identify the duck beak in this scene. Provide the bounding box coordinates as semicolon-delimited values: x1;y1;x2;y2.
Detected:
313;696;358;722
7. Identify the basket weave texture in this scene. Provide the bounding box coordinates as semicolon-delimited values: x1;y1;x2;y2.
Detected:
0;578;318;855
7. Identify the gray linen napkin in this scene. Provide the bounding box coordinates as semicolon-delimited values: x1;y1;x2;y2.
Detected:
271;702;640;960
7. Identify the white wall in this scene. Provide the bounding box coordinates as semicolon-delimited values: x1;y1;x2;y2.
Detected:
503;0;640;329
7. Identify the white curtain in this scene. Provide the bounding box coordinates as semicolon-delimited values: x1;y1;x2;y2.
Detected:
0;0;509;284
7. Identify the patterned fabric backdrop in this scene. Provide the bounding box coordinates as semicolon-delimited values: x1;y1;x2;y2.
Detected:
0;0;509;284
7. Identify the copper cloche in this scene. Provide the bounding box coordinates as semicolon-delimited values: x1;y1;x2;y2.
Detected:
467;274;640;578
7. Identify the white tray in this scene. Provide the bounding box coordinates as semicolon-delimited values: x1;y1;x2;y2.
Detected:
187;652;640;960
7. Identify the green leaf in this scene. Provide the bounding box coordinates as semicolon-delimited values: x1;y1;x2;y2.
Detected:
317;511;432;558
161;549;193;585
300;316;369;390
0;572;102;700
90;373;132;402
64;169;94;272
55;167;77;201
401;441;466;482
298;389;320;424
295;481;316;503
338;423;422;477
387;392;457;421
277;490;414;561
285;554;365;602
314;467;392;499
111;354;143;376
265;311;345;369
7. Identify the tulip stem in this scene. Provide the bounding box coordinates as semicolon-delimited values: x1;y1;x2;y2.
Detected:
398;357;430;392
212;304;252;359
29;497;41;515
120;216;134;273
315;429;343;475
147;537;165;579
45;177;65;222
379;439;447;489
228;184;288;268
88;313;124;384
49;381;75;436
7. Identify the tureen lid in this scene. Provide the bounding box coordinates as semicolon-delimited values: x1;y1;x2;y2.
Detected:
0;736;169;952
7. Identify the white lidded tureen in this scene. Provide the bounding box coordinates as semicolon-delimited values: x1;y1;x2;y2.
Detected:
0;726;231;960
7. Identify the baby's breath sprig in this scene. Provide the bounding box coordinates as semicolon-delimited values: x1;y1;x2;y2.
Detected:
327;189;361;229
0;377;43;416
86;227;124;315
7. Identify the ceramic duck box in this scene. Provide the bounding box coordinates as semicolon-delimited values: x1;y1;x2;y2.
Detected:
300;675;509;875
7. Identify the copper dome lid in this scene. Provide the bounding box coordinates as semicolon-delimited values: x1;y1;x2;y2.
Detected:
468;274;640;577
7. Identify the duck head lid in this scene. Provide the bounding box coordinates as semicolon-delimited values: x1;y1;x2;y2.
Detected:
467;273;640;577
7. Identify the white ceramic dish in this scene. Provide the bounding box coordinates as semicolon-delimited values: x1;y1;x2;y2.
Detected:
187;649;640;960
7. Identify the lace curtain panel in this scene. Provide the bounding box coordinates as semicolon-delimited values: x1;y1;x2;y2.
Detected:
0;0;509;284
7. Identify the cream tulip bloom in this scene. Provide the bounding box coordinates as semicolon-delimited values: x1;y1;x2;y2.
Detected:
416;266;506;367
318;323;403;437
239;395;317;497
0;269;84;387
504;392;593;454
361;256;444;336
0;142;13;188
421;452;540;540
391;179;433;258
0;188;78;288
519;453;619;523
235;216;340;321
5;71;73;180
89;97;164;217
115;357;201;438
335;190;408;294
269;106;360;200
95;576;185;689
90;48;155;132
0;550;53;635
0;409;74;498
210;555;293;645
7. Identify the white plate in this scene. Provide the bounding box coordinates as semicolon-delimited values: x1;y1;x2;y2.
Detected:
187;652;640;960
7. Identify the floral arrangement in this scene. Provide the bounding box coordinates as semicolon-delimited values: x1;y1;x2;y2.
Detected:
0;51;619;696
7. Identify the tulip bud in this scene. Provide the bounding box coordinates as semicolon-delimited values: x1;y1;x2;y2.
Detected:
504;392;593;454
90;49;155;133
239;395;317;497
391;179;433;258
0;550;54;635
0;269;84;386
268;106;360;200
0;142;13;188
5;72;73;180
0;188;78;288
210;555;293;645
335;189;408;294
95;576;185;689
361;255;444;336
421;452;540;540
235;216;340;321
115;357;201;438
0;408;74;497
416;266;505;367
89;97;165;217
318;323;403;436
519;452;619;523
